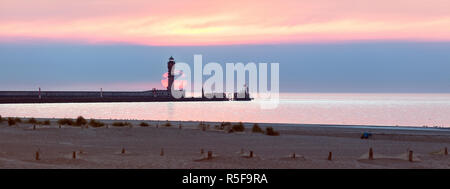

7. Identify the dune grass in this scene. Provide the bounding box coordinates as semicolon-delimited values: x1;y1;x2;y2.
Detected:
14;117;22;123
216;122;231;130
75;116;87;126
7;117;16;126
42;120;51;125
28;118;38;124
252;123;264;133
58;118;75;126
89;119;105;127
139;122;150;127
112;121;132;127
163;121;172;127
198;122;207;131
227;122;245;133
265;127;280;136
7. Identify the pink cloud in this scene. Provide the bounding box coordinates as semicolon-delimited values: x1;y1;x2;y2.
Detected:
1;0;450;45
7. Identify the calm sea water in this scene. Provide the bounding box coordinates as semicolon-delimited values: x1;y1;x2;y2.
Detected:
0;93;449;127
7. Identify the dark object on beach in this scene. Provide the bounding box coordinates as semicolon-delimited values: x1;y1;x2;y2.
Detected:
265;127;279;136
8;117;16;126
409;150;414;162
33;125;36;130
252;123;263;133
160;148;164;156
369;148;374;160
328;152;332;161
360;132;372;139
89;119;105;127
35;151;40;161
72;151;76;159
58;118;74;126
121;148;126;154
445;147;448;155
292;153;296;159
249;151;254;158
139;122;150;127
0;115;3;124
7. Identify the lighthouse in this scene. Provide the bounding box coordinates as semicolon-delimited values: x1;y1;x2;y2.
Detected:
167;56;176;92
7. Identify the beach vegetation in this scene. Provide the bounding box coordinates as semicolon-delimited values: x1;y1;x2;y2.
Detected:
217;122;231;130
198;122;207;131
42;120;51;125
231;122;245;132
265;127;280;136
14;117;22;123
139;122;150;127
57;118;75;126
89;119;105;127
112;121;132;127
28;118;38;124
8;117;16;126
0;115;4;124
75;116;87;126
163;121;172;127
252;123;263;133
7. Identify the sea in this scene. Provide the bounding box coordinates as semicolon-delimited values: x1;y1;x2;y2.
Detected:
1;93;449;127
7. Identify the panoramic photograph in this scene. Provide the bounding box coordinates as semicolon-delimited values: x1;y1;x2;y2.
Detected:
0;0;449;186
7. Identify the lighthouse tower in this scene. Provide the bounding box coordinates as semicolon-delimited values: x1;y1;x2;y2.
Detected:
167;56;176;91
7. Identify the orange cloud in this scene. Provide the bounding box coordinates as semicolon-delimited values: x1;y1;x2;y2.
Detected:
1;0;450;45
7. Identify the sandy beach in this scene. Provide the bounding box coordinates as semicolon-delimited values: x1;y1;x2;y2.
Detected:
0;117;449;169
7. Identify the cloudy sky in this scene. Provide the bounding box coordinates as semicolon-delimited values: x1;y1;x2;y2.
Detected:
1;0;449;92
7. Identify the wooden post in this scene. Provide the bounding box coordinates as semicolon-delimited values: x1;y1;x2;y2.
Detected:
249;151;253;158
160;148;164;156
328;152;332;161
33;125;36;130
292;153;296;159
207;151;212;160
121;148;125;154
35;151;40;160
409;150;413;162
445;147;448;155
59;124;61;128
200;149;204;154
369;148;374;160
72;151;76;159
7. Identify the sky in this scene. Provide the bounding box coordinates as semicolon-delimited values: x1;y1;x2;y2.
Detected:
0;0;449;92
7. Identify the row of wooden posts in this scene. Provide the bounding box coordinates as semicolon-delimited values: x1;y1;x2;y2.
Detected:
35;147;447;161
326;147;448;162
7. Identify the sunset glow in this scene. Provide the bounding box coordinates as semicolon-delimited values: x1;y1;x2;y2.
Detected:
1;0;450;45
